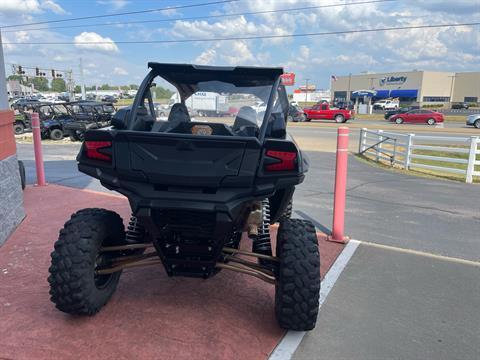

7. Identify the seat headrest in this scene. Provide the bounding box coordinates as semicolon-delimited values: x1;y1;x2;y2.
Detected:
168;103;190;123
233;106;257;130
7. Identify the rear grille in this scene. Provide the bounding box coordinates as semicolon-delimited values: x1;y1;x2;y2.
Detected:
153;210;216;240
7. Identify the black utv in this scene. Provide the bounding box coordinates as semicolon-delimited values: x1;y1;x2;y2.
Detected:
48;63;321;331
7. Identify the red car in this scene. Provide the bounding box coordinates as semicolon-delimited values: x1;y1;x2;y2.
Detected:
303;102;354;123
390;109;444;125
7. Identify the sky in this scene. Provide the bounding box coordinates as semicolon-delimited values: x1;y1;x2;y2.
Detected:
1;0;479;90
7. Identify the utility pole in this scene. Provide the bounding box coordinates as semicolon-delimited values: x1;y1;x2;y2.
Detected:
0;30;9;110
346;73;352;103
304;78;310;104
79;58;86;100
368;77;377;90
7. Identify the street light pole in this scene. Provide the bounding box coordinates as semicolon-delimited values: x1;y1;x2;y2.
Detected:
347;73;352;103
0;30;9;110
79;57;86;101
304;78;310;105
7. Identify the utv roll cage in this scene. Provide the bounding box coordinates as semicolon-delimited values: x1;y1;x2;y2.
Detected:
127;63;288;141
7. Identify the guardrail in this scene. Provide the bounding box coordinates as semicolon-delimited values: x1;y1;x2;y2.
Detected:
359;128;480;183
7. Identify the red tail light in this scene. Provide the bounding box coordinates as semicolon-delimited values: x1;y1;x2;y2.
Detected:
265;150;297;171
85;141;112;162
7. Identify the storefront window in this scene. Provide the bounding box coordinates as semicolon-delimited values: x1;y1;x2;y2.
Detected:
422;96;450;102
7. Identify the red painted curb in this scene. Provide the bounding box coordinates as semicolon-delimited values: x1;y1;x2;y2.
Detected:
0;185;345;360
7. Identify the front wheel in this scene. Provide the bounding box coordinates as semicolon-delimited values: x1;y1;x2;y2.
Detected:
474;120;480;129
13;122;25;135
395;117;404;124
50;128;64;140
48;208;126;315
334;114;345;123
275;219;320;331
427;118;436;126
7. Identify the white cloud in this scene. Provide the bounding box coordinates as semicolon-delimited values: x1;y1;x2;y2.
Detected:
74;32;119;53
97;0;129;10
41;0;66;14
113;66;128;75
195;49;217;65
0;0;65;14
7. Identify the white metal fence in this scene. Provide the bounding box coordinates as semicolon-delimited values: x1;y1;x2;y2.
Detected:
358;128;480;183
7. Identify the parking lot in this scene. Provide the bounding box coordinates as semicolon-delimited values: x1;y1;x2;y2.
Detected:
9;119;479;359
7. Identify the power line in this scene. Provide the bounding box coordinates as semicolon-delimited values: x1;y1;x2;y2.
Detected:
2;0;396;33
2;22;478;45
0;0;239;29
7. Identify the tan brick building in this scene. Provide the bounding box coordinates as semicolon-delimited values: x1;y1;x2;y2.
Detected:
331;71;480;106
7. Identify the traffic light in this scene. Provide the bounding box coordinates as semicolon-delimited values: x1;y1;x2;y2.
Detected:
51;69;56;77
36;67;40;76
17;66;25;74
56;73;62;78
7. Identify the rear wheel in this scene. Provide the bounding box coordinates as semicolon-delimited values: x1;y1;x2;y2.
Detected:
50;128;64;141
275;219;320;330
474;120;480;129
427;118;436;125
13;122;24;135
334;114;345;123
48;208;126;315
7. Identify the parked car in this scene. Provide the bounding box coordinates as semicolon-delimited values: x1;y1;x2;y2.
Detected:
389;109;444;125
287;104;306;122
101;95;118;103
451;102;469;110
334;100;354;110
11;98;40;112
466;114;480;128
384;106;420;120
303;102;354;123
373;99;399;110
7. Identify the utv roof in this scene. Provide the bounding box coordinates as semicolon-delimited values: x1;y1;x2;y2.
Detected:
147;62;284;99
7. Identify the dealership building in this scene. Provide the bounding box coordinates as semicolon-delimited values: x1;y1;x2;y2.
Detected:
331;71;480;105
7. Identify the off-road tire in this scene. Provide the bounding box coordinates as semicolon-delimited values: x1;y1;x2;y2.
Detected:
14;122;25;135
48;208;126;315
18;160;26;190
275;219;320;331
279;199;293;221
474;120;480;129
50;128;64;141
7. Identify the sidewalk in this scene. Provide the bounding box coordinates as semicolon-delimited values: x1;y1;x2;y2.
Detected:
0;184;344;360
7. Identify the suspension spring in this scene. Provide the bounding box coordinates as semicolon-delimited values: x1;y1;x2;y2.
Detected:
126;215;146;244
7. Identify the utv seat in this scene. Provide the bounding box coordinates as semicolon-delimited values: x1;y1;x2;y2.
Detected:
233;106;258;137
152;103;191;132
132;106;155;131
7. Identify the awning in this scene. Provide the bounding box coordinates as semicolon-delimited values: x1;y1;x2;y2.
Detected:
389;89;418;98
374;90;390;98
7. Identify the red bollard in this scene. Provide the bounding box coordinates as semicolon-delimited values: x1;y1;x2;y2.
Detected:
327;126;349;243
31;112;46;186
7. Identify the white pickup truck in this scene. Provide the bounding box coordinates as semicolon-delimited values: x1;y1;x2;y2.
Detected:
373;99;399;110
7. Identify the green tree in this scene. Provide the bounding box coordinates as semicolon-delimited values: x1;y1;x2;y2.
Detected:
8;74;25;84
129;84;139;90
151;86;173;99
31;77;49;92
51;78;67;92
100;84;112;90
74;85;82;93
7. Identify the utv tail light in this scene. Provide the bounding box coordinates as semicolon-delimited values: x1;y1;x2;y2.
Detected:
265;150;297;171
85;141;112;162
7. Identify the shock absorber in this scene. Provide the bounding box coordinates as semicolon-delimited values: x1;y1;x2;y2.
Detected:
126;215;145;244
252;199;272;257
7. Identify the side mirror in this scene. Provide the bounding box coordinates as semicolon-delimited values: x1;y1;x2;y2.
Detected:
111;107;131;129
